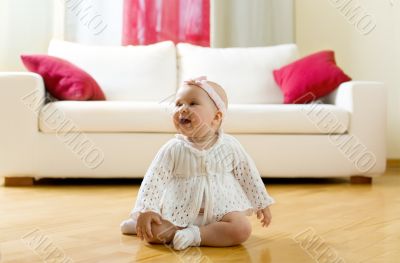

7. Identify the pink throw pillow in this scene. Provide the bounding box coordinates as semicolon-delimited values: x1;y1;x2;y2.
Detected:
273;50;351;104
21;55;106;101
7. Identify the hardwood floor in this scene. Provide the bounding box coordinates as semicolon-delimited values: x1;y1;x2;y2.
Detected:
0;169;399;262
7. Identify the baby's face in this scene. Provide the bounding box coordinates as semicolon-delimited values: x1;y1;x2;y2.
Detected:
173;84;222;138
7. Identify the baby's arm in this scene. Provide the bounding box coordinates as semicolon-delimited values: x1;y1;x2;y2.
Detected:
257;206;272;227
129;140;175;233
136;211;162;241
229;137;275;226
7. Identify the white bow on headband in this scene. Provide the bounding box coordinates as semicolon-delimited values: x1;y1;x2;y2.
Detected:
184;76;227;115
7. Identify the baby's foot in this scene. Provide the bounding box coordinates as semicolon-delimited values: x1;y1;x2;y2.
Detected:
172;225;201;250
120;218;137;235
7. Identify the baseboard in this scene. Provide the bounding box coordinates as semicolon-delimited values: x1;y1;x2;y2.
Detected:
387;159;400;169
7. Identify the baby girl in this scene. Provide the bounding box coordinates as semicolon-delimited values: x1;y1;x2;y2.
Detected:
120;76;275;250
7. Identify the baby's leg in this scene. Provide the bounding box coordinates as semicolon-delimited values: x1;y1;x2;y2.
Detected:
200;211;252;246
145;219;184;244
172;211;251;250
120;217;183;243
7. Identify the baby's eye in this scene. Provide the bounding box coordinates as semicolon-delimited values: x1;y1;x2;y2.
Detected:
175;102;182;107
190;102;197;106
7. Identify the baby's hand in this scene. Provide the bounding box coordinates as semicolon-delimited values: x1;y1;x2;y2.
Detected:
136;211;162;241
257;207;272;227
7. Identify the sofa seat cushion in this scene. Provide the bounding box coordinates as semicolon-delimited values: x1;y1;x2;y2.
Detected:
39;102;349;134
39;101;176;133
223;104;349;134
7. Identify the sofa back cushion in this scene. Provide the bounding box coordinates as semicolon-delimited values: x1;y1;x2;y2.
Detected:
177;43;299;104
48;40;177;101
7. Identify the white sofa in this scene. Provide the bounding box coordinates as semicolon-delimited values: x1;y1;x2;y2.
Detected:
0;40;386;184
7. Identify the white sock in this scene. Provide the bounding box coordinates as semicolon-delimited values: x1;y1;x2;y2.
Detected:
120;218;137;235
172;225;201;250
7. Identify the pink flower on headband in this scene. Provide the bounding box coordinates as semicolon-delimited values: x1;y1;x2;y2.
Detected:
184;76;227;115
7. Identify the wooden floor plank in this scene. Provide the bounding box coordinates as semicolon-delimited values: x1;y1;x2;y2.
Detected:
1;169;399;262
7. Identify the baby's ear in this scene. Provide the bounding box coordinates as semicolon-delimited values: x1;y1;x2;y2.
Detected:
214;111;223;123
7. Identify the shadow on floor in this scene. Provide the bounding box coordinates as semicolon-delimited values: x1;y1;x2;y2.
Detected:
31;176;349;186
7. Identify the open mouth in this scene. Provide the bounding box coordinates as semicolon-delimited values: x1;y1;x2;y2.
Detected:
179;117;192;125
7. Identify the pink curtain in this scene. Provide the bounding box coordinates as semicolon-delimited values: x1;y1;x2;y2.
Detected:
122;0;210;46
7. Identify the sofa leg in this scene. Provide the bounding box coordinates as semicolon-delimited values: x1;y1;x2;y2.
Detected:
350;176;372;184
4;177;35;186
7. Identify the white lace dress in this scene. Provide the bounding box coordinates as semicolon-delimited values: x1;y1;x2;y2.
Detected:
130;128;275;227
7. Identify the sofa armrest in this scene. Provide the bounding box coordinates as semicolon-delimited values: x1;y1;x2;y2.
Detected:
327;81;386;174
0;72;46;132
329;81;386;134
0;72;46;176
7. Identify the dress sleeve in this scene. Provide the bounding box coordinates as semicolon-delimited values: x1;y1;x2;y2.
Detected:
130;139;175;219
230;136;275;211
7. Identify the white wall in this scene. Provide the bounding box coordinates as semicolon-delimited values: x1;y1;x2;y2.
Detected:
0;0;54;71
0;0;9;70
295;0;400;158
0;0;123;72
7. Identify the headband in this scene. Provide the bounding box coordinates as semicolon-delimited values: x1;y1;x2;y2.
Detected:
183;76;227;115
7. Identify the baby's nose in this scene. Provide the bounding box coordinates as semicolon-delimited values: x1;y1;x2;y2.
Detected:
179;104;189;112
